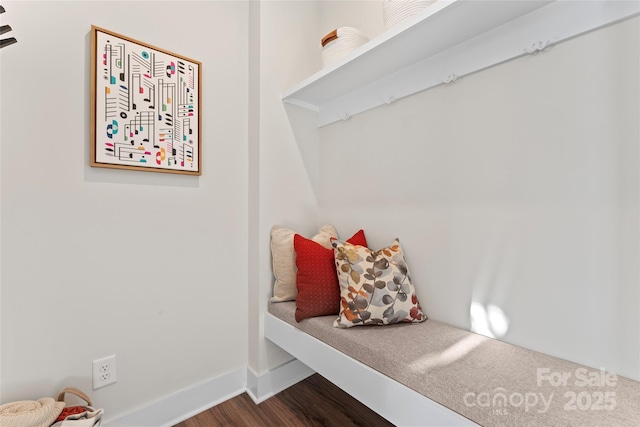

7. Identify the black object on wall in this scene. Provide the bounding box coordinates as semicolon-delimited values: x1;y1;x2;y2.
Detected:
0;5;18;49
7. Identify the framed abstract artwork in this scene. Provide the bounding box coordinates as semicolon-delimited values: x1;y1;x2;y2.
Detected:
91;26;202;175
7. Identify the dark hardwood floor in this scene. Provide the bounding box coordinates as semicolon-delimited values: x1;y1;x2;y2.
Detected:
174;373;394;427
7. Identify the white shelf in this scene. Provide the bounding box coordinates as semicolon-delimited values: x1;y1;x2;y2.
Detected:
282;0;639;127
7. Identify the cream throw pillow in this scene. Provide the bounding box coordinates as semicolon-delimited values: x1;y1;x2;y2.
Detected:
270;224;338;302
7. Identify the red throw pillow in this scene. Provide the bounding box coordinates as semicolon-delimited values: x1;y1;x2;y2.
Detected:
294;229;367;322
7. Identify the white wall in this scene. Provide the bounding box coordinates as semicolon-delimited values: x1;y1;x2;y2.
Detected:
1;0;249;419
319;0;384;43
318;14;640;380
248;0;323;376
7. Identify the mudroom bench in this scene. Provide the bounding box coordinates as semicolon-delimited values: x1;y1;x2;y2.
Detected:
265;302;640;426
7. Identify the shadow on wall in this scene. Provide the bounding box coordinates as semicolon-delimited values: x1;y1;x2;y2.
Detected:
284;103;320;198
469;234;514;339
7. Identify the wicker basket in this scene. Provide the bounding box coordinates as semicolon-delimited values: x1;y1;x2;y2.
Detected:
383;0;438;30
321;27;370;67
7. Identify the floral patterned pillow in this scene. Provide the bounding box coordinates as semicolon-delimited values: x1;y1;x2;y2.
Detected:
331;238;427;328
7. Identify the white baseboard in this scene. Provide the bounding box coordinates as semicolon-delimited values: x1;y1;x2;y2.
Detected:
103;361;313;426
246;359;315;404
104;368;246;427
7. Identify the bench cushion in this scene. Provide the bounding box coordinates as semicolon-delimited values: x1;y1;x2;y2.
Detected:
268;301;640;426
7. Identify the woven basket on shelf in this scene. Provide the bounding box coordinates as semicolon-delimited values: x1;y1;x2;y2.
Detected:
321;27;370;67
382;0;438;30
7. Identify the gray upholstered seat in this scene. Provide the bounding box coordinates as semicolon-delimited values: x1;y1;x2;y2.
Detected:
269;301;640;426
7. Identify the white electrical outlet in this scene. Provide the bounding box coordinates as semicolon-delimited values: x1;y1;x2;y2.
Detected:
93;355;117;389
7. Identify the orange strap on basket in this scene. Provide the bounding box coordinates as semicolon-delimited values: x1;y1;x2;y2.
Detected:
56;387;93;406
321;29;338;47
